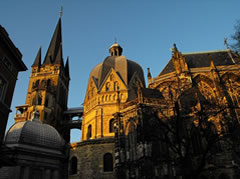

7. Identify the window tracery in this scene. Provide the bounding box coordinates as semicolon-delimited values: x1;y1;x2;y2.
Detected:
197;81;215;102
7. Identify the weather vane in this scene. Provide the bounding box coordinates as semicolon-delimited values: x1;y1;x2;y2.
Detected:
60;6;63;17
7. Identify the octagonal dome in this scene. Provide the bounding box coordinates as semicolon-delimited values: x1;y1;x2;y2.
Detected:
5;117;64;150
89;43;145;89
89;56;145;89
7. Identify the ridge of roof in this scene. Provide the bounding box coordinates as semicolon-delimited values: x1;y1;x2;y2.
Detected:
182;49;228;55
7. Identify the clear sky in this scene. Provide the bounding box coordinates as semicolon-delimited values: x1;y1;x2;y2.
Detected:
1;0;240;142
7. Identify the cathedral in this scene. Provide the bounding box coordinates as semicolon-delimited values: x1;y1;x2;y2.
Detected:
1;15;240;179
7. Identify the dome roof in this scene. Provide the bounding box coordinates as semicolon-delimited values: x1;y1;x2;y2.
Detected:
5;117;64;150
110;42;121;48
89;56;145;89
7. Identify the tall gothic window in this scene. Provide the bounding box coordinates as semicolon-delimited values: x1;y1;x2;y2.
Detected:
70;156;78;175
103;153;113;172
35;80;40;88
37;94;42;105
41;80;46;88
87;125;92;139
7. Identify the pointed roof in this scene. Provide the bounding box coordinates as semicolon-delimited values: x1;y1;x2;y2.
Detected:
64;57;70;79
55;43;64;66
43;18;62;65
32;47;41;67
160;49;240;76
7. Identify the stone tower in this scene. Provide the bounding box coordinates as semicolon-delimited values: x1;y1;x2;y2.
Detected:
69;43;145;179
14;17;70;141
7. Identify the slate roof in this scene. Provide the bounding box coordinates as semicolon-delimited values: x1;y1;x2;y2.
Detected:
42;18;63;66
32;47;41;67
160;50;239;75
127;87;163;102
89;56;145;89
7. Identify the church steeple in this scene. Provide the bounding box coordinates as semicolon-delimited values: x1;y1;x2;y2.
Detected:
15;16;70;142
43;18;63;65
32;47;41;68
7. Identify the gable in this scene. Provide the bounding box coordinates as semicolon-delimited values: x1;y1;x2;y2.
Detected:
98;68;127;93
84;77;98;103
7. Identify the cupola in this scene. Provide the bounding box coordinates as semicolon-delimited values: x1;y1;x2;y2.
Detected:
109;43;123;56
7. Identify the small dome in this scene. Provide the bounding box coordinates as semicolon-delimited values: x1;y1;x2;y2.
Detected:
109;42;123;56
110;42;121;48
5;119;64;150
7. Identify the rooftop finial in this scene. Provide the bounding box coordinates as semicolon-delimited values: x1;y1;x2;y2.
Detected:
114;37;117;44
224;37;229;49
60;6;63;17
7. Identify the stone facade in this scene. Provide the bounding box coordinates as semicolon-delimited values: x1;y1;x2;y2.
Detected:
0;25;27;145
69;138;115;179
113;44;240;179
69;43;146;179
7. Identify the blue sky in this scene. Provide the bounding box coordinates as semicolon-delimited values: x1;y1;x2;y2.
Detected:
1;1;240;142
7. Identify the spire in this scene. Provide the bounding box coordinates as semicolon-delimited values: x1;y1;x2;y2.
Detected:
64;56;70;79
43;18;62;65
54;43;64;66
60;6;63;18
147;68;152;85
32;47;42;67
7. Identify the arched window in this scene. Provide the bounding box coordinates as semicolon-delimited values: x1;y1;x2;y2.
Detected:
70;156;78;175
109;119;115;133
106;82;110;91
110;74;114;81
41;80;46;88
87;125;92;139
103;153;113;172
35;80;40;87
114;82;119;91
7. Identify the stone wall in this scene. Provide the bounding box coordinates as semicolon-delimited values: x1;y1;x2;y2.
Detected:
69;138;115;179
